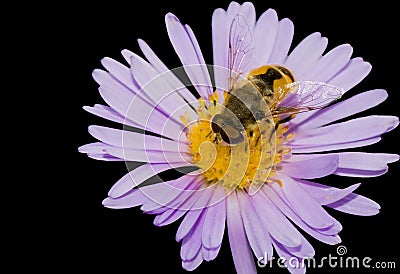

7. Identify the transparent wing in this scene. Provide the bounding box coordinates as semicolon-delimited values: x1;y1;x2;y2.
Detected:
272;81;344;117
228;14;254;91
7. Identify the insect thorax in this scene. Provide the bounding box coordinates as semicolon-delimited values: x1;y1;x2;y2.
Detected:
223;65;295;128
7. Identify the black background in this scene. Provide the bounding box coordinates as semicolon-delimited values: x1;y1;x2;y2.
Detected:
50;0;400;273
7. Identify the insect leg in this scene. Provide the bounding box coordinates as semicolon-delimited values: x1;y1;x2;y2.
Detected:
268;115;295;142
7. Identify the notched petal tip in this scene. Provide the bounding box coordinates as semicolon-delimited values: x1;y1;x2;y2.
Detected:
364;60;372;70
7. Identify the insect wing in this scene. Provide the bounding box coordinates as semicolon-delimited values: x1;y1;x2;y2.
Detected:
228;14;254;91
273;81;344;116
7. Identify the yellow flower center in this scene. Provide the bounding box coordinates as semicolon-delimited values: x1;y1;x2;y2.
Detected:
183;92;293;190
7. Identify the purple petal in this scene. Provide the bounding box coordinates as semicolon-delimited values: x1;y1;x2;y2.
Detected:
154;209;187;227
182;250;203;271
79;126;191;164
252;190;302;247
240;2;256;27
153;181;208;226
326;193;380;216
328;57;372;92
238;191;273;264
87;153;121;161
161;184;211;211
292;57;372;124
297;179;361;205
281;155;339;179
128;52;164;102
108;163;190;198
212;6;234;93
100;57;140;95
285;33;328;79
120;49;134;64
266;185;341;245
88;125;185;152
97;85;182;141
292;116;399;146
78;142;108;154
335;168;389;177
301;44;353;81
92;68;146;102
372;153;400;163
336;153;398;177
104;146;191;164
182;251;203;271
284;236;315;259
137;39;197;103
231;2;257;73
122;88;186;141
314;217;342;236
211;2;256;94
83;104;137;127
80;144;123;161
92;69;149;128
180;210;206;262
334;152;391;177
276;174;336;229
202;187;226;249
290;136;382;153
176;186;215;242
129;52;197;121
102;190;148;209
289;152;391;172
140;173;200;212
272;240;306;274
93;69;187;141
227;192;257;274
268;18;294;64
165;13;213;98
253;9;278;67
104;170;198;210
202;245;221;262
141;205;168;215
292;89;388;131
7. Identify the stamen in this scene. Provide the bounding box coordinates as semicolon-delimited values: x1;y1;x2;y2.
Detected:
185;91;293;190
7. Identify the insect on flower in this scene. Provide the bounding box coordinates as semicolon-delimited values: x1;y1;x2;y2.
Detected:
211;14;344;146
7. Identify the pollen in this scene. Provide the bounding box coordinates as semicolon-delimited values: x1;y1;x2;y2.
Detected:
185;92;293;190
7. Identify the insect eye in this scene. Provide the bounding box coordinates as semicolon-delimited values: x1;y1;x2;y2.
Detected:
211;114;223;133
220;125;244;145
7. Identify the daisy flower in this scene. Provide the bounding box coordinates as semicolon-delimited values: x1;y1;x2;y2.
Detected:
79;2;398;273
